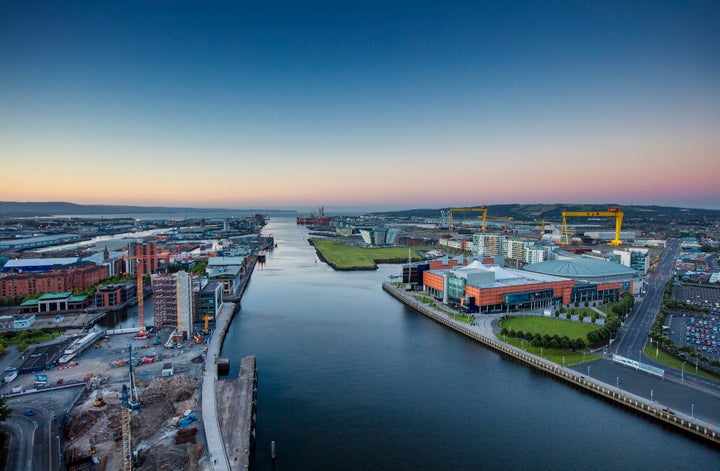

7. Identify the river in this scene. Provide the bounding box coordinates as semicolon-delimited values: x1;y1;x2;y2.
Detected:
223;218;717;469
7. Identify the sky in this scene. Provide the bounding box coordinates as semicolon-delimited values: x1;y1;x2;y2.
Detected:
1;1;719;211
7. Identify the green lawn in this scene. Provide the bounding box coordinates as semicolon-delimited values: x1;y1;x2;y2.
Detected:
500;316;600;341
310;238;421;269
499;335;596;366
643;343;720;382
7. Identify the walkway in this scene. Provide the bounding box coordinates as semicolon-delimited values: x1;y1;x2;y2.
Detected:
201;302;235;471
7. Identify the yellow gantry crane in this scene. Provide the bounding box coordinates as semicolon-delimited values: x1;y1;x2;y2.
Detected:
448;207;488;231
560;206;624;246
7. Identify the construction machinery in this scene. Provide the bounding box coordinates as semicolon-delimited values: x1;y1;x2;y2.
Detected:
93;392;105;407
560;206;624;246
448;207;488;231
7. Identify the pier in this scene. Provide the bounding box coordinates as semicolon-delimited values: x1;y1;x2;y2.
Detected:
383;282;720;447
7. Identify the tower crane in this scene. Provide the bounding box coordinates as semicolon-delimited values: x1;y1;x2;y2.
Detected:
134;257;150;339
560;206;624;246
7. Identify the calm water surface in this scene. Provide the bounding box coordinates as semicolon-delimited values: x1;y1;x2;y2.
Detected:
222;219;718;470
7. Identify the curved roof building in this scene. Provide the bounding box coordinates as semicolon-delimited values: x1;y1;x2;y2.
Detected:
524;257;636;284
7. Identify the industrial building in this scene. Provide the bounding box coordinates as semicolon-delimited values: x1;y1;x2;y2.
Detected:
0;233;81;251
2;257;81;273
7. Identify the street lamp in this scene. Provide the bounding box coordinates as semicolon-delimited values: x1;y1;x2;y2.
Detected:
540;347;543;358
562;355;565;367
691;403;694;418
616;376;619;389
651;389;654;403
587;365;591;377
681;362;685;382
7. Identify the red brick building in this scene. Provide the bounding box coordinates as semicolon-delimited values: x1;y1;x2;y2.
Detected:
0;264;109;298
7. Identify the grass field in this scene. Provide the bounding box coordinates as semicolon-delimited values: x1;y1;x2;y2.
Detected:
310;238;421;269
500;316;600;341
643;343;720;382
498;335;595;366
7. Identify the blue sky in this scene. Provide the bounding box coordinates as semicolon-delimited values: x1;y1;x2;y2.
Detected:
1;1;719;210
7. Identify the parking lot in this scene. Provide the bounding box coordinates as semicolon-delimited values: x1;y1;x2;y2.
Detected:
673;283;720;310
667;311;720;361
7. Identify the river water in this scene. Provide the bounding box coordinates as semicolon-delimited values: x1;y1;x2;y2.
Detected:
223;218;717;470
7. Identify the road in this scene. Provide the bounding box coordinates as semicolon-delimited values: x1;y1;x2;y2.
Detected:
609;239;720;396
1;399;61;471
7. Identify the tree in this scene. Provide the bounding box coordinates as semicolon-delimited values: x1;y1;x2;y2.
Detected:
0;397;11;422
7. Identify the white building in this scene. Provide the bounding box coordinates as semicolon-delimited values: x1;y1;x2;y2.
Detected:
472;233;505;257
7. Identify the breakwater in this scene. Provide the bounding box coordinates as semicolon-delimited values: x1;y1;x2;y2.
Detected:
382;282;720;447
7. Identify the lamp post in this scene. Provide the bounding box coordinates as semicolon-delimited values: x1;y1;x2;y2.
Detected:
616;377;619;389
650;389;653;403
681;362;685;383
540;347;543;358
691;403;694;418
587;365;591;377
562;355;565;367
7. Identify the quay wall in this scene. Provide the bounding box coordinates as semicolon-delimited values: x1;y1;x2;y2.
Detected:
382;282;720;447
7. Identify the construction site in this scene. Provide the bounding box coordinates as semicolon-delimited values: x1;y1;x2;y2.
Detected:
55;331;208;471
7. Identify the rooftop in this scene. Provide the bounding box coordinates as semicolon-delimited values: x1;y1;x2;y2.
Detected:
524;258;636;278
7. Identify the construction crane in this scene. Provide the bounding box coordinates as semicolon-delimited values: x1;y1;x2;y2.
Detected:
121;344;140;471
560;206;624;246
126;343;140;408
120;384;133;471
448;207;488;231
135;258;148;339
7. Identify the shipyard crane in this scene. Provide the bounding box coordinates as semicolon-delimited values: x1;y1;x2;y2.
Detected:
560;206;624;246
448;207;488;231
486;215;513;233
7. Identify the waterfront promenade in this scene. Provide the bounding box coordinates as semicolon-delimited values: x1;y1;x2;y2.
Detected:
383;282;720;446
202;302;236;470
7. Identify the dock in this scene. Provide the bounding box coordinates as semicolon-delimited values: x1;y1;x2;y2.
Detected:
216;355;257;470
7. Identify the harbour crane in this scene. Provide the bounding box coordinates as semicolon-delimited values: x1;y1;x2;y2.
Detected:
560;206;624;246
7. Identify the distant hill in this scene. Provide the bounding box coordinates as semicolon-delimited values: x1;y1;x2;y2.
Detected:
370;204;720;223
0;201;296;218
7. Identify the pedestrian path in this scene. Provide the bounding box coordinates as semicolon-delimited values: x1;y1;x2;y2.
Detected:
201;303;235;471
